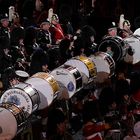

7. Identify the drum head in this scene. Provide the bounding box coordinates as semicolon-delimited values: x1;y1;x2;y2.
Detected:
51;65;82;98
124;36;140;64
98;36;124;62
90;52;115;83
65;56;96;79
0;107;17;139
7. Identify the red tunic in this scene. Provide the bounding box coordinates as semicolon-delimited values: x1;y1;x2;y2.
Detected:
50;24;64;44
83;121;106;140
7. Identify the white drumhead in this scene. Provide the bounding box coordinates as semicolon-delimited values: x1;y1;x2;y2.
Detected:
124;36;140;64
90;54;110;74
90;52;115;83
0;107;17;139
1;87;33;115
51;66;78;98
65;59;89;78
26;77;54;109
134;121;140;137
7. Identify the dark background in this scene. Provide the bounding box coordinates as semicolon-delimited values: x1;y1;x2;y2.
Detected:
1;0;140;42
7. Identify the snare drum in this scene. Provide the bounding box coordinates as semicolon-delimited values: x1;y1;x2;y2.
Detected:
0;103;26;139
90;52;115;83
65;56;97;85
124;35;140;64
26;72;60;110
98;36;126;63
50;65;83;98
0;82;40;117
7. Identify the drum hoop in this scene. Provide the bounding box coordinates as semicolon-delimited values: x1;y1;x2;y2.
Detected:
104;54;115;76
32;72;60;94
0;103;26;125
98;37;124;62
76;56;97;78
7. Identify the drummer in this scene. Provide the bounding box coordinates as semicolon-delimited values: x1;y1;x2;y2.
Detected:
104;21;118;38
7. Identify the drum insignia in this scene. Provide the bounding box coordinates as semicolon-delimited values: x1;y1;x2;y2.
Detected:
106;46;114;57
7;95;21;106
67;81;74;92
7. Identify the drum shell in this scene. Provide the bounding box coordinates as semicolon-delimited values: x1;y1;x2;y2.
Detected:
50;65;83;98
0;82;40;117
65;56;97;85
0;103;26;139
26;72;60;110
90;52;115;83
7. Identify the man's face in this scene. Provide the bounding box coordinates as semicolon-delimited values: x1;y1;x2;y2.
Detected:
108;28;117;37
1;18;9;27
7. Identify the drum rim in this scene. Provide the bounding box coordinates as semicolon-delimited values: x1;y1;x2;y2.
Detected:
98;37;124;62
0;103;26;124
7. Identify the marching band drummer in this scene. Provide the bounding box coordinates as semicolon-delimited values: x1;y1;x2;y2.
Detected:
104;21;118;38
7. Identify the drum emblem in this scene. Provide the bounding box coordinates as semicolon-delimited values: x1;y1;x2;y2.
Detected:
106;46;114;57
8;95;21;105
67;81;74;92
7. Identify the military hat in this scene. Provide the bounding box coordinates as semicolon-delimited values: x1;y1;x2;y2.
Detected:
0;13;9;22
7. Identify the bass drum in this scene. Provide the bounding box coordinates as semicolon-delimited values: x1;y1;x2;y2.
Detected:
124;35;140;64
26;72;60;110
0;82;40;117
0;103;26;139
65;55;97;85
90;52;115;83
50;65;83;98
98;36;127;63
